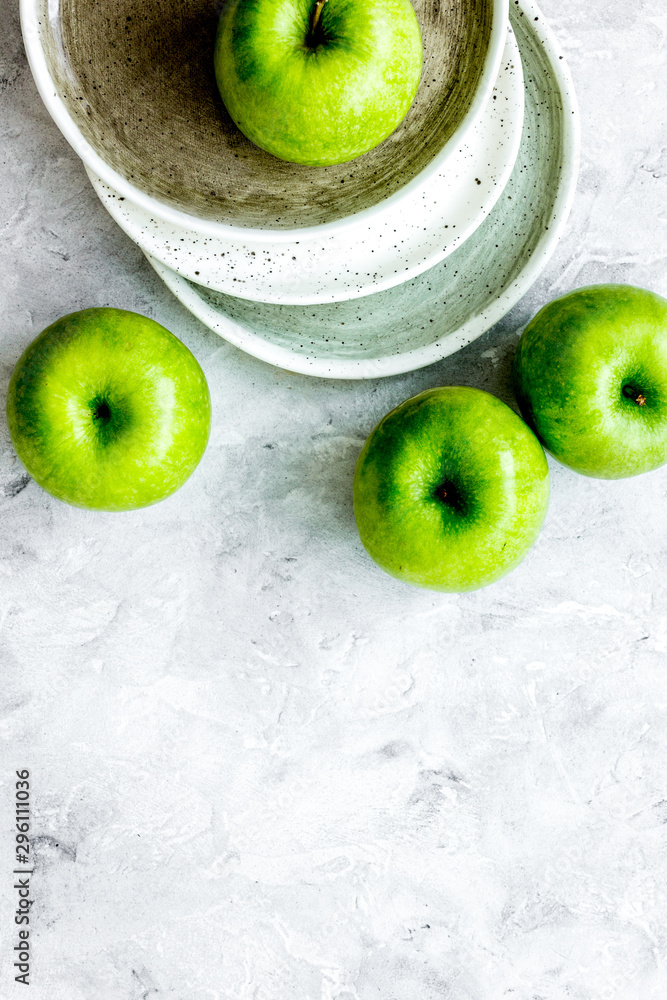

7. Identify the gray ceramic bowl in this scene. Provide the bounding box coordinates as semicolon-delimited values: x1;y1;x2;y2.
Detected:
144;0;580;379
22;0;507;237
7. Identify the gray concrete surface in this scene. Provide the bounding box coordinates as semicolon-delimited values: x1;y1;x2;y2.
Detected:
1;1;667;997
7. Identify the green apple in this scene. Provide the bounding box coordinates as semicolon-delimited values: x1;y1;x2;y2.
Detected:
214;0;423;166
353;387;550;592
7;308;211;511
512;284;667;478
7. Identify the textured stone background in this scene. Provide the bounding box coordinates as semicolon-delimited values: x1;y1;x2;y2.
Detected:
1;1;667;997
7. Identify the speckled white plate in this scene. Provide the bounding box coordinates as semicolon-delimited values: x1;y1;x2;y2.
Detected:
144;0;579;380
87;27;524;306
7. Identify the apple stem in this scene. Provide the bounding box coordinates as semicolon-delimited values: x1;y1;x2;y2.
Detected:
310;0;328;36
623;384;647;406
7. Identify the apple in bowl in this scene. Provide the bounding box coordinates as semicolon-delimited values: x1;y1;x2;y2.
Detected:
7;308;211;511
214;0;423;166
353;386;550;592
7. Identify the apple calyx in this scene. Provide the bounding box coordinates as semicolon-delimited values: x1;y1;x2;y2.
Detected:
308;0;329;46
622;384;647;406
90;394;114;426
93;400;112;423
89;395;122;442
434;479;467;514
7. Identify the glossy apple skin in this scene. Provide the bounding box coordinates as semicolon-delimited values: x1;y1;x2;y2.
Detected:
7;308;211;511
353;387;550;592
214;0;423;166
512;285;667;478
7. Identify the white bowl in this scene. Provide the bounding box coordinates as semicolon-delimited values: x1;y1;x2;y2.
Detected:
87;26;524;306
144;0;580;379
21;0;509;241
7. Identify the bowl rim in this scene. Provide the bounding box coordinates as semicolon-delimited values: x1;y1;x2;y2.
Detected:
20;0;509;243
86;24;524;307
143;0;581;379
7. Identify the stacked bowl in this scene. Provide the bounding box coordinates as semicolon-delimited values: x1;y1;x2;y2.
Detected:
21;0;579;378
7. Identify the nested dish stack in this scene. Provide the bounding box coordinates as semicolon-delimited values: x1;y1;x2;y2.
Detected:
21;0;579;377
